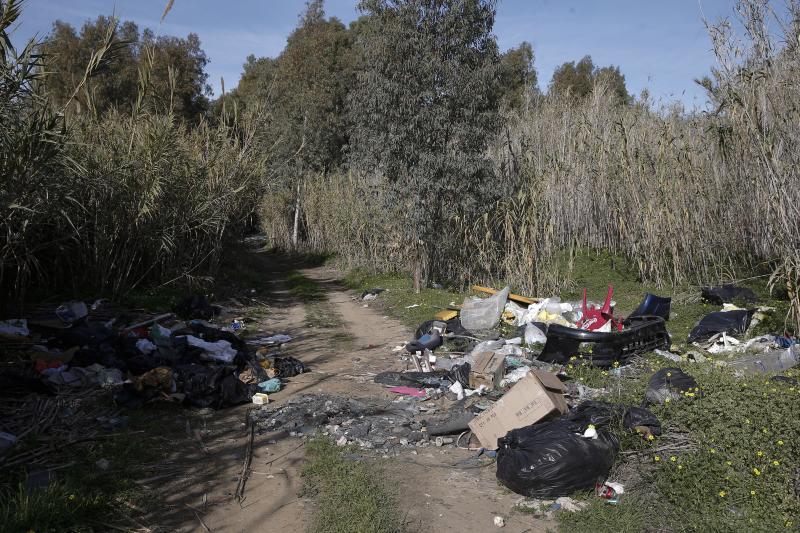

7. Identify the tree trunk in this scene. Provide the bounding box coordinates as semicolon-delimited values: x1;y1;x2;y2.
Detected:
291;180;301;248
413;258;422;294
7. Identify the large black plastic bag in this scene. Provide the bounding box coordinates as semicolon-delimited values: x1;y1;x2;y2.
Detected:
565;400;661;437
687;310;753;343
645;367;698;405
496;418;619;498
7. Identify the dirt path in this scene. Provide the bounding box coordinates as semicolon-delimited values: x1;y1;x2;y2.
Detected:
145;258;552;532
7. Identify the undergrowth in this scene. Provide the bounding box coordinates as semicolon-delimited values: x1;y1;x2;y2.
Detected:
301;437;406;533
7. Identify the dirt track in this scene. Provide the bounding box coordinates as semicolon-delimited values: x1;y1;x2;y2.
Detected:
143;257;553;532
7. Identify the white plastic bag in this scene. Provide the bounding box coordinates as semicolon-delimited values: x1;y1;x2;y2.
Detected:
460;286;510;330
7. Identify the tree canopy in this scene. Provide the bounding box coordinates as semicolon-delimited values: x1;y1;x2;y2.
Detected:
40;15;211;122
549;55;630;104
348;0;502;291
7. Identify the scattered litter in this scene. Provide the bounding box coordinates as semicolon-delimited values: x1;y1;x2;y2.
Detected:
596;481;624;504
629;293;671;320
0;319;29;337
249;334;293;346
184;336;238;364
252;393;269;405
258;378;282;393
389;386;426;397
55;301;88;324
727;345;800;375
493;516;505;528
405;304;421;309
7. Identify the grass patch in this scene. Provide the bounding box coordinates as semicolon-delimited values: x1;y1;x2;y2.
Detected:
302;437;405;533
287;271;354;345
343;269;466;328
0;403;191;533
288;271;327;303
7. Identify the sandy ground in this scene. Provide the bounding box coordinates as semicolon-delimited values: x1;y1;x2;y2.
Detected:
142;258;553;533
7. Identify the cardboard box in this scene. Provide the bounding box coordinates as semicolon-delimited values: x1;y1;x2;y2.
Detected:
468;370;567;450
469;351;506;390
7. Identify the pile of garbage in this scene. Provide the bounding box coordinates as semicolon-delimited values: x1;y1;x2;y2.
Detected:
0;296;307;411
362;282;798;500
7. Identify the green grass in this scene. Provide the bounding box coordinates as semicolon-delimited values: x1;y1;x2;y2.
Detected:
288;271;327;303
343;268;467;328
301;437;406;533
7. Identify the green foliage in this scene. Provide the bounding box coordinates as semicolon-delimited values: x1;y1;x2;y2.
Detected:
348;0;503;290
549;55;630;104
40;15;211;122
302;437;406;533
1;2;270;301
498;41;538;110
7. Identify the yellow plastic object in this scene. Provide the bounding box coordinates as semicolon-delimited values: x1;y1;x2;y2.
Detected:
434;309;458;321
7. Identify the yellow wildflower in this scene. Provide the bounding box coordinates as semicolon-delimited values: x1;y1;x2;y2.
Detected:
751;490;756;496
777;440;784;446
670;456;677;462
756;451;764;457
772;460;780;466
718;491;726;497
654;455;661;462
753;468;761;476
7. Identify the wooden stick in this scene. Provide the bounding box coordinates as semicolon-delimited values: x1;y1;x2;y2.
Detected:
471;285;540;305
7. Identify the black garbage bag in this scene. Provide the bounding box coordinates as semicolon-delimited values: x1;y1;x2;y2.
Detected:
701;285;757;305
173;295;220;320
624;406;662;436
496;418;619;498
645;367;699;405
565;400;662;437
687;310;753;343
174;364;226;408
272;356;309;378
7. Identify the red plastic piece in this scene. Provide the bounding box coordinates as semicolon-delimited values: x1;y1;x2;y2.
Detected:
578;286;622;331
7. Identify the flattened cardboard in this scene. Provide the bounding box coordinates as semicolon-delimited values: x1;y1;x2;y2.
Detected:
468;370;567;450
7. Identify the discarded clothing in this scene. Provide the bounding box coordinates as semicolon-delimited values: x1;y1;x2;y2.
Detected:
184;336;238;364
701;285;757;305
645;368;699;405
687;310;753;344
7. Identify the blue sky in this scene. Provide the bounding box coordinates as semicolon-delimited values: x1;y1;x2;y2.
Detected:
9;0;755;108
